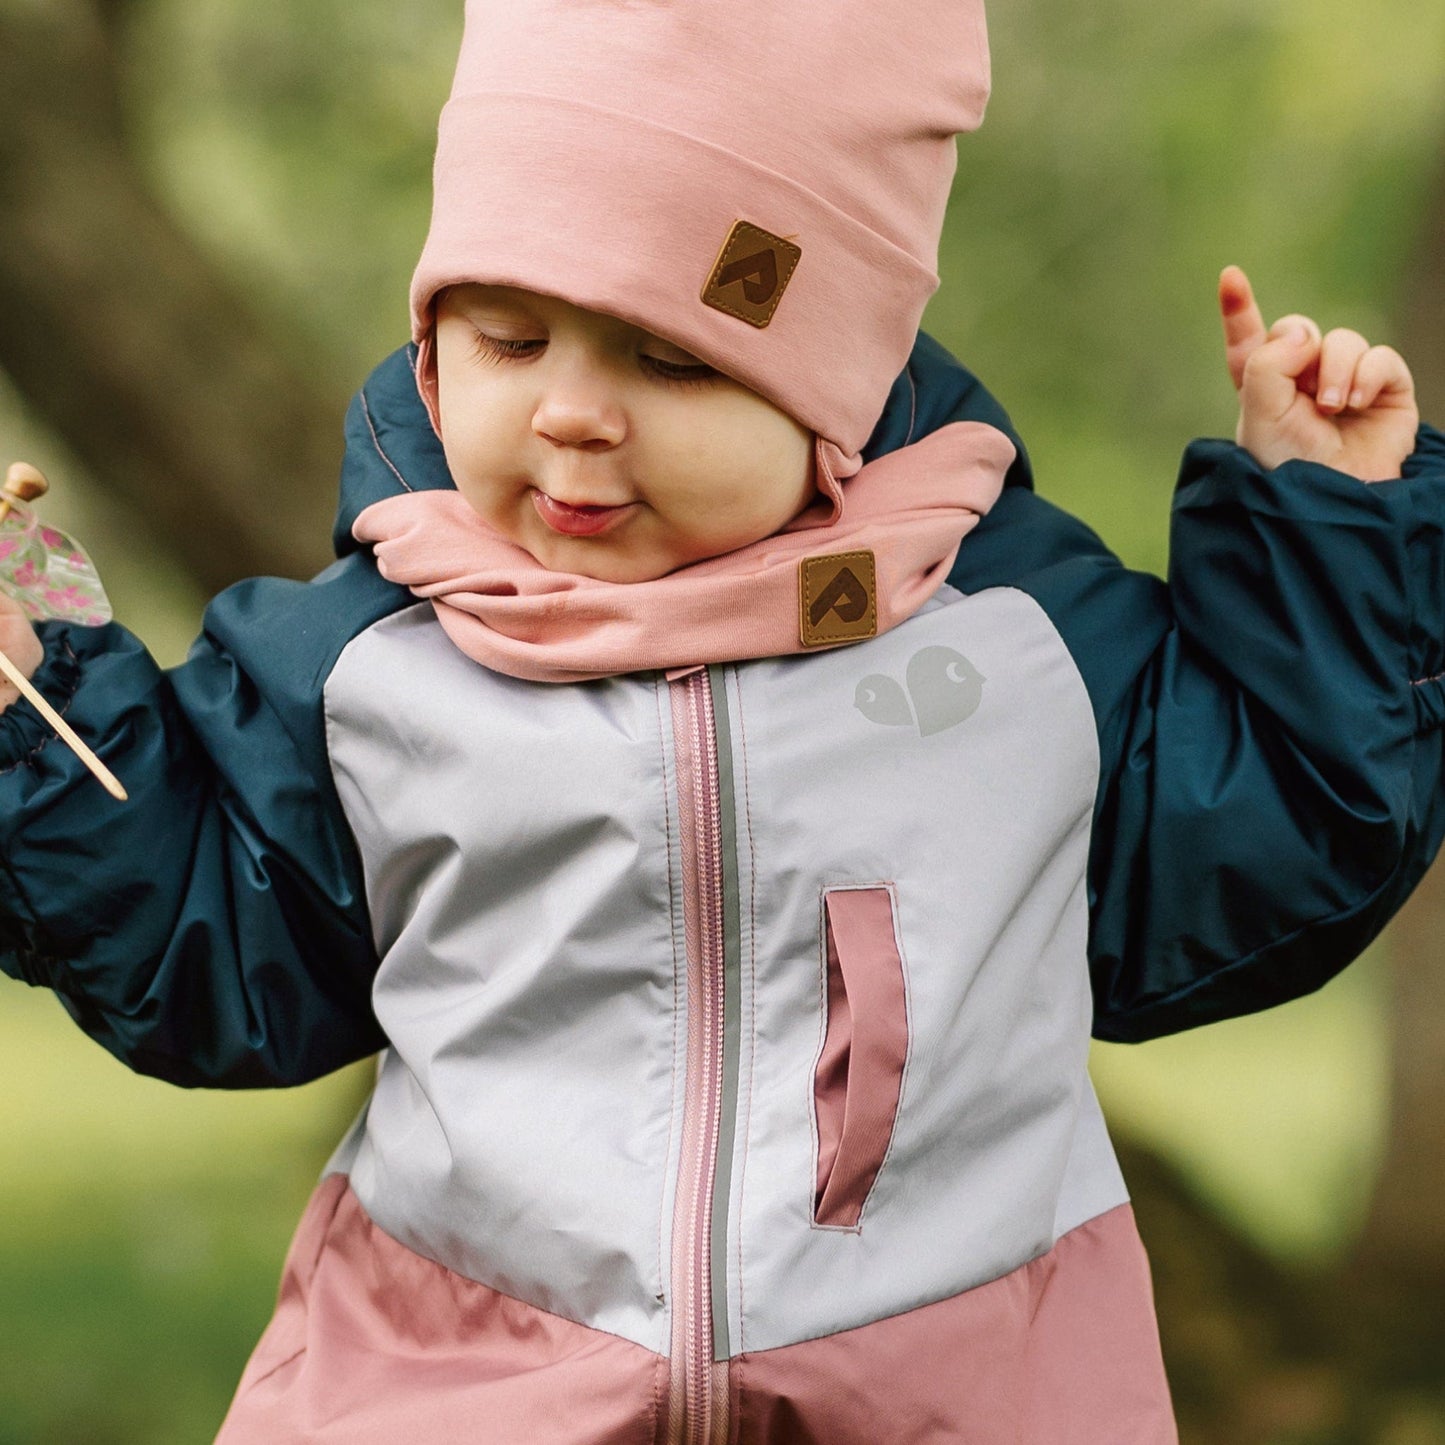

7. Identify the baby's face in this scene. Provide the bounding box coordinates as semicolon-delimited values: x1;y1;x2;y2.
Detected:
434;284;815;582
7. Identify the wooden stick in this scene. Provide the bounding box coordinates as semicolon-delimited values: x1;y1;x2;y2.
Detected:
0;646;127;801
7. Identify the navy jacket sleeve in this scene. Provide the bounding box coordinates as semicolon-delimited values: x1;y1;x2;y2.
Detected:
0;362;434;1086
0;559;407;1086
932;350;1445;1040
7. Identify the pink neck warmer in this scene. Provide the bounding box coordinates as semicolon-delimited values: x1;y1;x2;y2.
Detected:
352;421;1014;684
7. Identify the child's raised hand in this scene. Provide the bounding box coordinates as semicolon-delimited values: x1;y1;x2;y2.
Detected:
1219;265;1419;483
0;591;43;713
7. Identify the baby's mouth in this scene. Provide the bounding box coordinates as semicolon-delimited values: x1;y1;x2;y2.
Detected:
530;488;638;537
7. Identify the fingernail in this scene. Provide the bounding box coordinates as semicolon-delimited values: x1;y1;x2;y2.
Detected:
1290;325;1311;344
1320;387;1343;408
1349;389;1366;409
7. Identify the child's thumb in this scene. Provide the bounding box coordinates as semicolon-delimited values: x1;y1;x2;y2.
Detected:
1239;316;1320;417
1264;315;1321;371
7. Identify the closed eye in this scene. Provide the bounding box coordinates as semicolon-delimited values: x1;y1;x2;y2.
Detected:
468;331;720;388
469;333;542;365
647;357;720;389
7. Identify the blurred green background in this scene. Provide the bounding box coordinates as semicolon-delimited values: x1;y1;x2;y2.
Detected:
1;1;1444;1441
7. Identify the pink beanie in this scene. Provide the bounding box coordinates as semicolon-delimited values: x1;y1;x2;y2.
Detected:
411;0;992;484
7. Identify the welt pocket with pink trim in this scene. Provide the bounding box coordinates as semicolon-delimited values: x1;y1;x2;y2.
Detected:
813;885;911;1228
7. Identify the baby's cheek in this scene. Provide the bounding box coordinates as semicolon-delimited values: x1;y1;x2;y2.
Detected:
440;426;505;492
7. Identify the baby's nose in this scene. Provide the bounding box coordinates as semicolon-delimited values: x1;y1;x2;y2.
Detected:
532;384;627;450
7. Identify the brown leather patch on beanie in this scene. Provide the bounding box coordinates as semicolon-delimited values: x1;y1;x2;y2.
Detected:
702;220;801;327
800;551;877;647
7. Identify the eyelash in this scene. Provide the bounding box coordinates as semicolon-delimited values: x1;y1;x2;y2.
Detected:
467;332;720;389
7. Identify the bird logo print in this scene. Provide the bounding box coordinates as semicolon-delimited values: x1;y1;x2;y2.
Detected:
854;646;985;737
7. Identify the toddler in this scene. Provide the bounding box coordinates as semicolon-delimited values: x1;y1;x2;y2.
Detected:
2;2;1443;1442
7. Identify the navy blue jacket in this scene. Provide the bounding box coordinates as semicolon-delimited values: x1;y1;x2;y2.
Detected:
2;335;1442;1084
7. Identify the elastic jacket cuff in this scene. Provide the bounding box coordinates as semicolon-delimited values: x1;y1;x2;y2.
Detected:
0;622;83;769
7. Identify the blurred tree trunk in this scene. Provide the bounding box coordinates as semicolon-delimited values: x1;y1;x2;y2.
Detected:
1143;144;1445;1444
1339;136;1445;1363
1393;145;1445;422
0;0;338;591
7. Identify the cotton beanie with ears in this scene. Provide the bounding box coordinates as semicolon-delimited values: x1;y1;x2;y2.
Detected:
410;0;992;491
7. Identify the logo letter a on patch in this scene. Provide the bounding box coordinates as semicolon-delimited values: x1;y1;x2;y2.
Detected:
717;248;779;305
800;552;877;647
808;568;868;627
703;220;801;328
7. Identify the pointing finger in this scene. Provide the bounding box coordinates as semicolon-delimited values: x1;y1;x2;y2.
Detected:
1220;265;1268;391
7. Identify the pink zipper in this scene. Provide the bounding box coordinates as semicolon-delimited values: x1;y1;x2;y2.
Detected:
666;668;730;1445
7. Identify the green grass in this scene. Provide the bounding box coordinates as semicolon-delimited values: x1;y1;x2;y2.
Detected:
0;981;370;1445
1092;945;1390;1261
